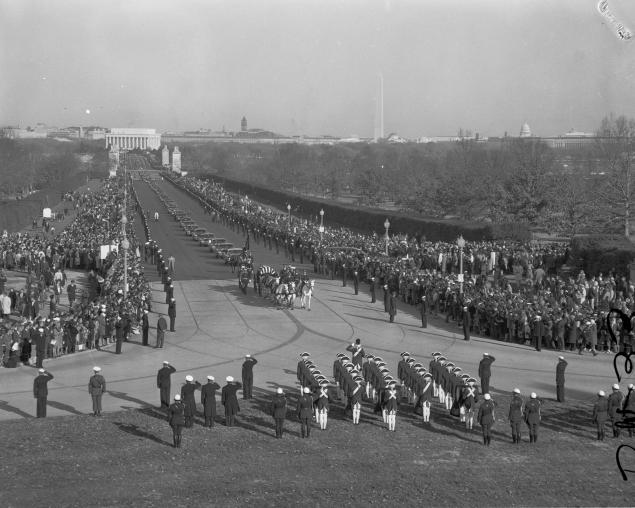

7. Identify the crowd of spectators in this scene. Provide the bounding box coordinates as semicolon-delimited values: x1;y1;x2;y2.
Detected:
0;179;152;368
168;173;634;355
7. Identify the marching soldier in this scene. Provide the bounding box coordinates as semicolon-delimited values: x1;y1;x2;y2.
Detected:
509;388;524;444
592;390;609;441
271;387;287;438
524;392;541;443
297;387;314;438
350;377;364;425
477;393;496;446
384;381;399;431
314;381;333;430
157;361;176;410
201;375;220;428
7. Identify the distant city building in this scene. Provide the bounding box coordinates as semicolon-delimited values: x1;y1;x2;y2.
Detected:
105;128;161;150
162;145;170;167
85;127;106;140
519;122;532;138
171;146;181;173
0;126;47;139
241;116;248;132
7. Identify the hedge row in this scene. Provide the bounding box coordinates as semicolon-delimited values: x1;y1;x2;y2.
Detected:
211;175;531;242
568;235;635;277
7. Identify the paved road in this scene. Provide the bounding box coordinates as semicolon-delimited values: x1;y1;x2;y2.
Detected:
0;178;625;421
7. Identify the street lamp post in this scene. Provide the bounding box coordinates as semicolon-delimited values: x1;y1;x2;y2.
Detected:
457;235;466;294
384;218;390;256
319;209;324;243
287;204;291;229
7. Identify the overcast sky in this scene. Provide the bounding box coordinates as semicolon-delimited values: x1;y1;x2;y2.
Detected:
2;0;635;138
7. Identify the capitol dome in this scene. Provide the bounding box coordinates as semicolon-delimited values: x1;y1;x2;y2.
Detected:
519;122;532;138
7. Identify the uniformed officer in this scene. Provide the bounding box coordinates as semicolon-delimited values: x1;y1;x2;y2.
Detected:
462;378;478;430
346;339;365;370
271;387;287;438
33;368;54;418
157;360;176;410
297;386;314;438
165;283;173;304
524;392;541;443
384;381;399;431
88;366;106;416
478;353;495;395
462;306;470;341
608;383;624;438
353;270;359;295
419;373;434;424
370;277;376;303
477;393;495;446
241;354;258;399
350;377;364;425
508;388;524;444
181;375;201;428
556;356;567;402
592;390;609;441
420;295;428;328
167;394;185;448
201;375;220;427
168;298;176;332
141;309;150;346
624;383;635;437
314;381;333;430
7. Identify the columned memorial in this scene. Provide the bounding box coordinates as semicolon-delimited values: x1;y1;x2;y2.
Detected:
105;128;161;150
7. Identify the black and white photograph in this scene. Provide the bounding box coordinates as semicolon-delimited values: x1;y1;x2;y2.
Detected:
1;0;634;506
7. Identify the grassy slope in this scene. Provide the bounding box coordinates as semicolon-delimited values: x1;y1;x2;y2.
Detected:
0;392;632;508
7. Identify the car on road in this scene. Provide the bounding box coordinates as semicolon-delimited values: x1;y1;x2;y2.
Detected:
225;247;244;264
183;223;199;235
216;243;234;258
191;228;207;241
209;238;226;252
198;232;215;246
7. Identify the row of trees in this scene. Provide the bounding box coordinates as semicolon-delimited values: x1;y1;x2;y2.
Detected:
0;139;109;200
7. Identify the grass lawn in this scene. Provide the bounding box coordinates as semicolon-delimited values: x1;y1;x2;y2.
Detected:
0;390;633;507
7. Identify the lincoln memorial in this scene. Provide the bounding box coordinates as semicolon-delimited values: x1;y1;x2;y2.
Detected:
105;128;161;150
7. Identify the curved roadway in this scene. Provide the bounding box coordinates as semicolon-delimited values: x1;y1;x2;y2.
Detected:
0;178;621;420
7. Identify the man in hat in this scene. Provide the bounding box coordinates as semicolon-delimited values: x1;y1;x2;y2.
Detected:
478;353;496;395
556;356;567;402
462;306;471;341
384;381;399;431
608;384;624;438
370;277;376;303
201;375;220;428
141;309;150;346
420;295;428;328
524;392;541;443
88;366;106;416
623;383;635;438
167;394;185;448
350;377;364;425
33;368;54;418
352;270;359;295
66;280;77;309
168;298;176;332
32;325;46;368
297;386;314;438
241;354;258;400
181;375;201;428
388;290;397;323
271;387;287;438
477;393;496;446
156;314;167;348
165;283;173;305
592;390;609;441
462;378;478;430
346;339;365;370
222;376;242;426
508;388;524;444
315;381;333;430
157;361;176;410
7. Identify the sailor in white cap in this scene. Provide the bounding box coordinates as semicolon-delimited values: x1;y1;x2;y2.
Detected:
592;390;609;441
33;368;54;418
509;388;524;444
477;393;496;446
271;387;287;438
181;375;201;428
201;375;221;427
157;361;176;410
88;367;106;416
241;354;258;400
297;386;314;438
524;392;542;443
168;394;185;448
608;383;624;438
625;384;635;438
556;356;568;402
222;376;242;426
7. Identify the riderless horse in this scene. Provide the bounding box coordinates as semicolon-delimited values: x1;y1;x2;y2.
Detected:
299;279;315;310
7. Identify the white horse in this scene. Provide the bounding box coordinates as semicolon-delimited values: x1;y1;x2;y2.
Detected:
300;280;315;310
